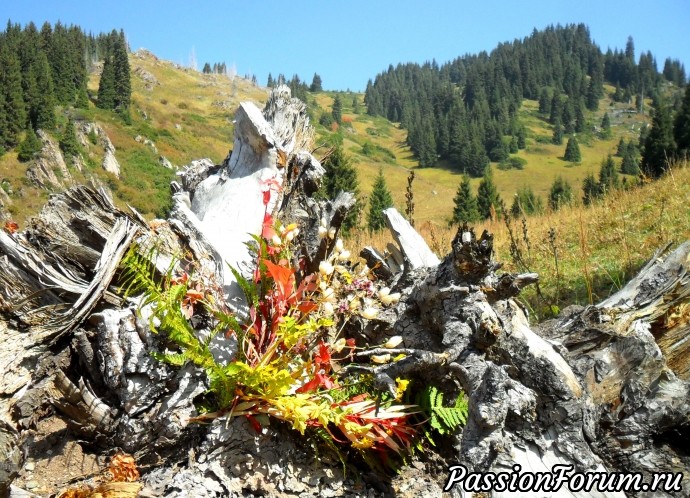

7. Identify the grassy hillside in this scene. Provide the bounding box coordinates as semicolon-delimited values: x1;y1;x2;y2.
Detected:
309;86;649;228
0;49;267;222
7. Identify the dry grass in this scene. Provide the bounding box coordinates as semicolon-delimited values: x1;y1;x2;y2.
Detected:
347;160;690;321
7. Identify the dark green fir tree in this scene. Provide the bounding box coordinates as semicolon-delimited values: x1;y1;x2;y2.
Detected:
451;175;479;224
582;172;599;206
642;97;676;178
564;136;581;162
598;154;619;194
548;176;572;211
673;84;690;157
318;140;361;232
476;166;501;220
17;127;42;162
367;168;394;231
331;95;343;125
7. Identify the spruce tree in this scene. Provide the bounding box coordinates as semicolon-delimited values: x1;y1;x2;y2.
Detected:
112;31;131;118
574;100;586;133
621;149;640;175
600;112;612;139
615;137;626;156
598;154;619;194
476;166;500;220
310;73;322;92
564;136;581;162
331;95;343;125
267;73;274;88
97;53;116;109
510;186;542;217
538;87;551;115
516;126;526;149
319;141;361;232
0;91;8;149
352;95;360;114
59;118;80;164
0;44;26;146
548;176;572;211
509;135;519;154
642;98;676;178
29;51;56;130
673;84;690;157
16;127;42;162
552;120;563;145
367;168;394;231
451;175;479;224
582;172;598;206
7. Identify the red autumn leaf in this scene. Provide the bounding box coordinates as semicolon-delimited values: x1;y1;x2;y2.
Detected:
315;341;332;370
296;371;334;393
261;213;276;240
297;301;318;315
3;221;18;234
259;176;282;206
296;376;320;394
263;259;295;305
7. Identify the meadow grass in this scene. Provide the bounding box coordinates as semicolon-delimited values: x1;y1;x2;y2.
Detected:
346;160;690;322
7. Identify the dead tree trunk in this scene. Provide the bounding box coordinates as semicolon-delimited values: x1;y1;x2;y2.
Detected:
1;86;689;497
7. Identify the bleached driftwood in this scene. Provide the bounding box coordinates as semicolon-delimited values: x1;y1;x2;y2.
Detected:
1;87;690;497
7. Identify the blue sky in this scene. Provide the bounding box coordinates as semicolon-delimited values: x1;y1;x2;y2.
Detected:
4;0;689;91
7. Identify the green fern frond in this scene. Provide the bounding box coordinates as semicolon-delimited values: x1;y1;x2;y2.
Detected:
418;385;468;438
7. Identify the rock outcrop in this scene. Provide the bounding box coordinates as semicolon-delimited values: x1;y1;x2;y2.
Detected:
25;130;72;190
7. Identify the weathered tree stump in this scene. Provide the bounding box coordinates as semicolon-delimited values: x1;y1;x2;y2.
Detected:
1;87;689;497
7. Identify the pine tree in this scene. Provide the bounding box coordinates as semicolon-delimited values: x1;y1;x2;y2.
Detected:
451;175;479;224
267;73;274;88
563;136;581;162
642;98;676;178
310;73;323;92
367;168;394;231
319;141;361;232
548;176;572;211
673;84;690;157
16;127;42;162
598;154;619;194
331;95;343;124
476;166;500;220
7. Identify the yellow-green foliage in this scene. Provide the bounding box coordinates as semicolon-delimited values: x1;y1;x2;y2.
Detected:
118;222;421;463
